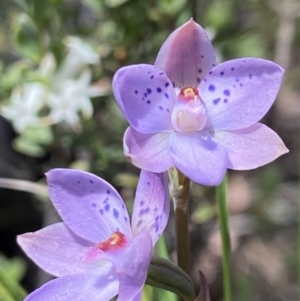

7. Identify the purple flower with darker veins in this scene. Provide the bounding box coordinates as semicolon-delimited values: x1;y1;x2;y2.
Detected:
113;19;288;186
17;169;169;301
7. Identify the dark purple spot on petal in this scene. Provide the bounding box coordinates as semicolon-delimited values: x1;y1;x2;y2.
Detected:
147;71;151;74
157;87;162;93
90;180;94;184
122;203;125;209
166;108;170;112
77;180;80;184
164;93;169;99
236;79;239;82
142;97;145;101
231;67;235;71
150;75;154;79
220;71;224;76
135;90;138;94
144;207;150;214
113;209;119;218
240;83;243;87
172;82;175;87
99;209;104;214
140;200;144;206
144;93;147;97
91;190;93;193
105;204;110;211
124;216;128;222
204;79;207;82
197;78;201;84
213;98;221;105
107;190;110;194
224;98;228;103
249;74;253;79
208;84;216;92
159;106;163;110
223;89;230;96
92;203;96;207
201;55;204;58
103;197;109;204
147;88;152;94
209;71;212;75
212;63;216;66
165;82;170;87
198;68;202;73
137;220;142;227
147;182;150;185
147;100;151;104
159;72;164;75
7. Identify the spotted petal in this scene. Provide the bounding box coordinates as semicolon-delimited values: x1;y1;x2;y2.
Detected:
113;64;176;134
118;230;152;301
124;126;173;173
214;123;289;170
24;265;118;301
200;58;284;130
17;223;105;277
46;169;132;243
170;131;228;186
131;170;169;245
155;19;216;88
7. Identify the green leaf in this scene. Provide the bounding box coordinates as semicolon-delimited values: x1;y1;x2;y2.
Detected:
157;0;187;16
14;13;43;62
24;126;54;145
146;256;195;300
104;0;129;8
191;203;215;224
13;136;45;157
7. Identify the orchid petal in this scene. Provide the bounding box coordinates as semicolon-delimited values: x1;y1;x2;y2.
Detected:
124;127;173;172
118;230;152;301
46;169;132;243
170;131;228;186
200;58;284;130
155;19;216;88
17;223;107;277
113;64;176;134
24;265;118;301
213;123;289;170
132;170;169;245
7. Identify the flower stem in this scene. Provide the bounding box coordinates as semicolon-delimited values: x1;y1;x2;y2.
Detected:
168;167;190;276
216;173;232;301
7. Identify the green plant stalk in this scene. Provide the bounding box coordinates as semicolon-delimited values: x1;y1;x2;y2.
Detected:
168;167;191;276
216;173;232;301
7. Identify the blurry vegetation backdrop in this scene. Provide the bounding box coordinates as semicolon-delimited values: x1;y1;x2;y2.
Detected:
0;0;299;300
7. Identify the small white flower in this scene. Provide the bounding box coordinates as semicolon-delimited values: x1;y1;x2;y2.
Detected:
2;83;46;132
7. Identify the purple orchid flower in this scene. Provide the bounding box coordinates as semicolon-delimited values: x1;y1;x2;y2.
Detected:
17;169;169;301
113;19;288;186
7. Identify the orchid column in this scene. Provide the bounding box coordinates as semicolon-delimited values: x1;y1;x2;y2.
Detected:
113;19;288;299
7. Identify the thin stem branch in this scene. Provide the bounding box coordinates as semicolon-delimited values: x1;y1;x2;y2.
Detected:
168;167;190;276
0;178;48;197
216;173;232;301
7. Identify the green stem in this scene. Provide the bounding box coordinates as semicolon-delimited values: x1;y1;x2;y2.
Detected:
168;167;190;276
216;173;232;301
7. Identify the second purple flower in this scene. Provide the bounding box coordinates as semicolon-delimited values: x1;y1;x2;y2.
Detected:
113;19;288;186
